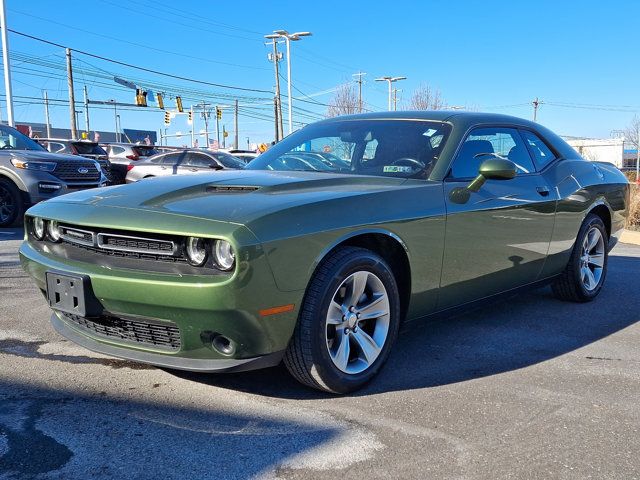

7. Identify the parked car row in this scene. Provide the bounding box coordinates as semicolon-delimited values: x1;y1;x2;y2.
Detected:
0;122;265;226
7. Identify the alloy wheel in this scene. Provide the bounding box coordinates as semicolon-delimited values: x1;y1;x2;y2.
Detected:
580;226;605;291
0;184;15;224
325;270;390;374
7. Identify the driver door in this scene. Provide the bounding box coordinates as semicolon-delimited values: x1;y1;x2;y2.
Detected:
438;127;557;309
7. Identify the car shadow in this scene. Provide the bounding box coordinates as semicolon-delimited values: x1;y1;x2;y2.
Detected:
172;252;640;399
0;380;340;479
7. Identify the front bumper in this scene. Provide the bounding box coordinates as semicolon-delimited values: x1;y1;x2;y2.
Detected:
51;312;284;372
16;168;104;204
19;234;303;370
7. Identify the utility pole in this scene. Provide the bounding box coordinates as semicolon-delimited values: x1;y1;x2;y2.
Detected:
43;91;51;138
267;30;312;135
234;99;239;149
532;97;543;122
66;48;77;139
201;101;210;148
353;72;366;113
274;96;279;142
83;85;90;135
265;38;284;141
0;0;14;126
393;88;402;111
190;105;195;148
215;105;220;147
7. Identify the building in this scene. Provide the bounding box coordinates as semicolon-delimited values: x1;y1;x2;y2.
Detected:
13;122;157;145
563;137;624;169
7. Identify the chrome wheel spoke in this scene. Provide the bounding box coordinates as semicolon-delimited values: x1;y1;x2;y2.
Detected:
347;271;368;307
587;230;599;251
352;329;381;364
588;253;604;267
327;301;345;325
584;266;596;290
332;334;350;371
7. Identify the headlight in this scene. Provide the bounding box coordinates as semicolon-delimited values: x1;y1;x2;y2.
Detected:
186;237;208;266
47;220;61;242
11;159;56;172
213;240;235;271
33;217;45;240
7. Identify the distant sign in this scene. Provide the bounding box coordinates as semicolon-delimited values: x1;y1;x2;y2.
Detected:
114;76;137;90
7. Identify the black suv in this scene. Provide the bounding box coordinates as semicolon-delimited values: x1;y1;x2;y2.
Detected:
0;125;106;227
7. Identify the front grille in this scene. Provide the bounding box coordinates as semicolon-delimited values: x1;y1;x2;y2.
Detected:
60;226;95;246
53;160;101;183
62;312;181;351
97;233;175;256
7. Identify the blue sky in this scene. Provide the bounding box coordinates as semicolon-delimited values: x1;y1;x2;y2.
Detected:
2;0;639;144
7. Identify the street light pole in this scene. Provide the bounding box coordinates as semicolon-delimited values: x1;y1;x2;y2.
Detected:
375;76;406;111
271;30;312;135
0;0;14;126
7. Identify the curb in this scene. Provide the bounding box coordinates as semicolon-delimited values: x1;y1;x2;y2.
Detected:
620;229;640;246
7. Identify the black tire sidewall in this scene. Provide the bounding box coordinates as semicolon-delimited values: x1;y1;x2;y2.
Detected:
0;179;23;227
306;250;400;394
571;215;608;300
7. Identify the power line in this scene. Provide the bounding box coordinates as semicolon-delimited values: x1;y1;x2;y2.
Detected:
8;9;269;71
7;29;274;94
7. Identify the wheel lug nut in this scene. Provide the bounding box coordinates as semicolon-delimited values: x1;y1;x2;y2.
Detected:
349;306;355;312
344;328;350;334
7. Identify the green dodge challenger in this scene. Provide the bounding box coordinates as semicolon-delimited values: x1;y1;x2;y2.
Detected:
19;112;629;393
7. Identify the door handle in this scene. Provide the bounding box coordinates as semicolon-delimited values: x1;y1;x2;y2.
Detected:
536;186;550;197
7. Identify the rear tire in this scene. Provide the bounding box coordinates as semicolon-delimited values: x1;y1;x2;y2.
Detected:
284;247;401;394
551;214;608;302
0;178;23;227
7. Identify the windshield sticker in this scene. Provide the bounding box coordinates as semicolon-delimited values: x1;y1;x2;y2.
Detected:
423;128;437;137
383;165;413;173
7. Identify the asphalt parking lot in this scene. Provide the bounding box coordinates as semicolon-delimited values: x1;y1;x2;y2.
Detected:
0;227;638;480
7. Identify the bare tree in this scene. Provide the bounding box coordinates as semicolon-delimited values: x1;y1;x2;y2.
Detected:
623;115;640;149
408;84;445;110
327;83;359;118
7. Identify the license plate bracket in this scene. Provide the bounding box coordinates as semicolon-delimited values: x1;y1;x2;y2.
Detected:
45;272;102;317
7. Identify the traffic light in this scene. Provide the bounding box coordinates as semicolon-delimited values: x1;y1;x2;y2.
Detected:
135;88;147;107
216;107;222;120
176;96;184;113
187;111;193;125
156;93;164;110
164;111;171;126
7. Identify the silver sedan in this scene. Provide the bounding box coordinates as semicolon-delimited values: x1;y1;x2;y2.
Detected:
125;149;245;183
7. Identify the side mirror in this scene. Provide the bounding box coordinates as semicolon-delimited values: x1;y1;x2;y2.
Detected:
467;158;517;192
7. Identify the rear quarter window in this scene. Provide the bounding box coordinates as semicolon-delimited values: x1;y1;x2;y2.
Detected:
520;130;557;170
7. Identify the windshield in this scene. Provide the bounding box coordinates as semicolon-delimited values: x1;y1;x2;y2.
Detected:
73;142;107;156
134;146;158;157
0;125;46;151
247;119;451;179
213;151;246;169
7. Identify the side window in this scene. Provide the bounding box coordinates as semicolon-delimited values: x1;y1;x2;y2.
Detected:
450;127;536;178
160;153;182;165
184;153;213;168
111;146;125;156
520;130;556;170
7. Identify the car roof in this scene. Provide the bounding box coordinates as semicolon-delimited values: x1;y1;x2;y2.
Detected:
314;110;540;129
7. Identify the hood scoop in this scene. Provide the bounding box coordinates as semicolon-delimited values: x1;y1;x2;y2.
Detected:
206;185;259;193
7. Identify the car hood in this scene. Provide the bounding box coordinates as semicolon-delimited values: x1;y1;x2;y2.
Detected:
2;149;93;163
38;170;426;225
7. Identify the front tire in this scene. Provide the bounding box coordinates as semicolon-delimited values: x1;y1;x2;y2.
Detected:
552;214;608;302
284;247;401;394
0;178;23;227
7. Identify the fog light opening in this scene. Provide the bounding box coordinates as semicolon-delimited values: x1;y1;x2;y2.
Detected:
212;334;235;356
